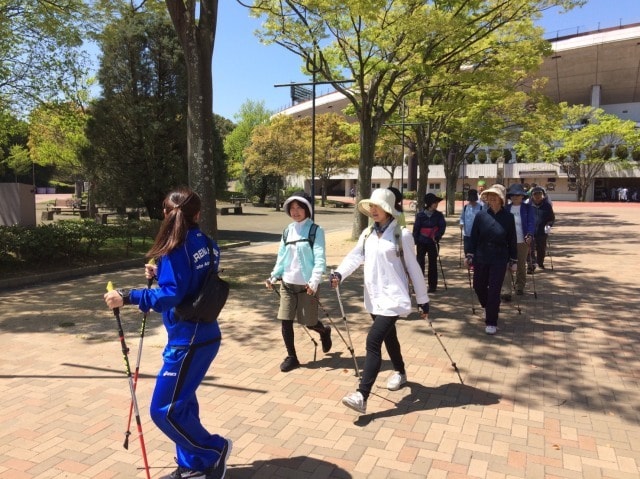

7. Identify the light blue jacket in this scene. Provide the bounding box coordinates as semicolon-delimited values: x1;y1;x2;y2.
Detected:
460;202;483;237
270;218;326;292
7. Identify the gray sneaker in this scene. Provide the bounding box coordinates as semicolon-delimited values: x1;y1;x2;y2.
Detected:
386;371;407;391
341;391;367;414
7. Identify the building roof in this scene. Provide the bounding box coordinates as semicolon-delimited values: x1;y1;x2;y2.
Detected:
279;23;640;120
535;24;640;107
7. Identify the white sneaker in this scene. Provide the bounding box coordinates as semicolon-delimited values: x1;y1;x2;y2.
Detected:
485;325;497;335
386;371;407;391
341;391;367;414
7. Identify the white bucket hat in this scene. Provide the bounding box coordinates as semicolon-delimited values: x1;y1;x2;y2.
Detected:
358;188;398;218
480;184;506;205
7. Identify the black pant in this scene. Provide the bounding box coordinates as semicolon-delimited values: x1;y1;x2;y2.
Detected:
533;234;548;267
416;242;438;290
473;262;507;327
357;314;405;400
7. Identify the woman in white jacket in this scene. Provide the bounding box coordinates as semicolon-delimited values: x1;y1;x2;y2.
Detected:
330;188;430;414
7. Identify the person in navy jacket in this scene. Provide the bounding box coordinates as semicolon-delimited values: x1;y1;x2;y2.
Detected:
104;187;232;479
501;183;535;300
465;184;517;335
527;186;556;270
413;193;446;293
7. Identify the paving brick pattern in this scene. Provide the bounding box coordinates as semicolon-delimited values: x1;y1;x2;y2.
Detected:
0;203;638;478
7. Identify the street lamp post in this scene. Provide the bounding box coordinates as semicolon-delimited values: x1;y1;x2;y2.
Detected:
275;73;354;221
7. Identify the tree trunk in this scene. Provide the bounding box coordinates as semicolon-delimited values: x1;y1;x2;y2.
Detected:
166;0;219;237
352;116;375;240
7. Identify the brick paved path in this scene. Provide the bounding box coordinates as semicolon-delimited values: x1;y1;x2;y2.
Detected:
0;203;639;478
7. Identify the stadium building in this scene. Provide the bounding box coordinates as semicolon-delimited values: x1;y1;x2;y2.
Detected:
280;22;640;201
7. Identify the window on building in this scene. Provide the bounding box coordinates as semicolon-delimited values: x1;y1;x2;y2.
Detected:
371;183;381;189
429;182;441;190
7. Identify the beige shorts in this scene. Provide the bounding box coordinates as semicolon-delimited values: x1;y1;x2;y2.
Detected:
277;282;319;326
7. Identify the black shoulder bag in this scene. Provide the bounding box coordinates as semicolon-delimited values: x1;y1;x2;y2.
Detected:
174;237;229;323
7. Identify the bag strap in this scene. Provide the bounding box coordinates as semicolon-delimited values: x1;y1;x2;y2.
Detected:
283;223;318;247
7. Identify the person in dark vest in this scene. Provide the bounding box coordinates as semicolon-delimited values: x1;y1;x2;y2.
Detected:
413;193;446;293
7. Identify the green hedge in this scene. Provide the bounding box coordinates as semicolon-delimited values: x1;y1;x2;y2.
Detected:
0;220;156;265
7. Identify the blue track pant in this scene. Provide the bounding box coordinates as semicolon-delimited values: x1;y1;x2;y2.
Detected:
150;324;225;471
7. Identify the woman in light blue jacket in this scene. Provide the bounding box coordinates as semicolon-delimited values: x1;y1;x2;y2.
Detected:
265;191;331;372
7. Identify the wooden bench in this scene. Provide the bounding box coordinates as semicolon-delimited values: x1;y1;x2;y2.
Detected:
230;196;247;207
96;210;141;225
220;206;243;215
47;198;89;217
326;199;352;208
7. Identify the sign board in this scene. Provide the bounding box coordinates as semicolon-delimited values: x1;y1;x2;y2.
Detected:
291;85;312;104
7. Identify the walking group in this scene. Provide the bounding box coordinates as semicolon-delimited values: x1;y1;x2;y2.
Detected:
102;182;555;478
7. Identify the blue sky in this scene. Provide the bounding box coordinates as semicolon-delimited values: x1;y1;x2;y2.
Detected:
209;1;640;121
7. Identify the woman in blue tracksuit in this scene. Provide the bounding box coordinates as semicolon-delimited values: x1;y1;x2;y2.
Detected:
465;184;518;335
104;187;231;479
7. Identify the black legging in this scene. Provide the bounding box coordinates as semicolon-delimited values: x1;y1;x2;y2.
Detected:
281;319;326;357
416;242;438;290
357;314;405;400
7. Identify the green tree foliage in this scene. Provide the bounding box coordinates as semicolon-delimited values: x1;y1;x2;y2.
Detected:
248;0;585;236
294;113;358;205
547;104;640;201
0;0;91;113
0;110;29;181
244;115;308;209
83;4;188;219
27;102;89;188
223;100;272;181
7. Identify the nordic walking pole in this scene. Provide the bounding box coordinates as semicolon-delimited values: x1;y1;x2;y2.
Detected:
269;283;318;362
330;270;360;378
508;269;522;315
314;296;359;369
466;266;476;315
436;243;448;290
425;313;464;384
458;228;463;268
106;282;151;479
272;282;319;358
527;248;538;299
124;259;155;450
547;235;554;271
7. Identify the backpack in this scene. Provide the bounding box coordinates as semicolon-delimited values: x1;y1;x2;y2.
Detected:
282;223;319;247
174;237;229;323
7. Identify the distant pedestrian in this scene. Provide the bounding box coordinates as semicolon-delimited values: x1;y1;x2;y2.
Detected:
349;186;356;200
460;189;483;257
330;188;429;414
387;186;406;226
528;186;555;270
501;184;535;301
265;191;332;372
413;193;446;293
465;184;517;335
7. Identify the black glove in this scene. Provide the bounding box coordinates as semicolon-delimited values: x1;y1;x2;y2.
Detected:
418;303;430;315
329;272;342;283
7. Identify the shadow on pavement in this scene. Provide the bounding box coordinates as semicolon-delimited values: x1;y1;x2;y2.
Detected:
354;382;501;426
228;456;352;479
